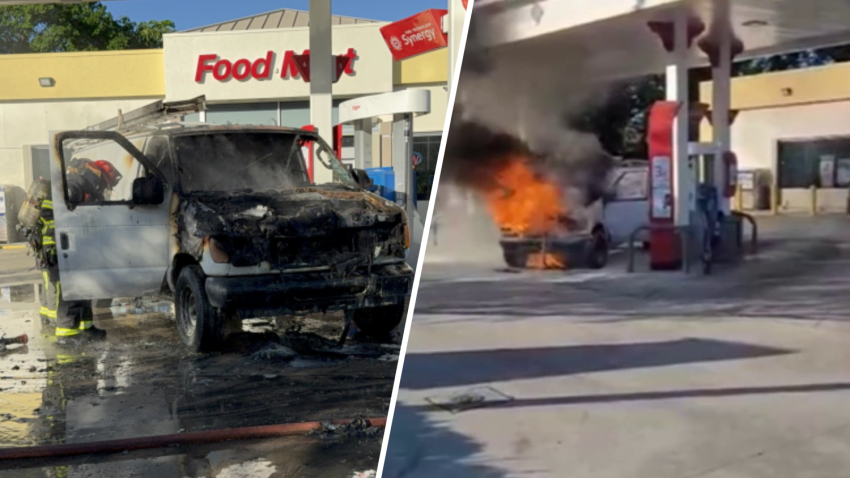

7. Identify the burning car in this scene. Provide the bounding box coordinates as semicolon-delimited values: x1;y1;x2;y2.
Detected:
493;158;649;270
48;100;413;352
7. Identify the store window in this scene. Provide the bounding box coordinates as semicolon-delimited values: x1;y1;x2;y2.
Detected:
413;134;442;200
182;101;346;130
278;100;343;128
206;103;278;126
778;137;850;188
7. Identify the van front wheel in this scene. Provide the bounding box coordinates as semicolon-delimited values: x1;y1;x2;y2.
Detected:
175;265;225;353
585;229;609;269
352;302;405;338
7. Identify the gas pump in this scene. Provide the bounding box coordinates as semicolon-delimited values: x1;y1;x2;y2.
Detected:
336;89;432;269
333;124;344;161
647;101;682;270
646;100;746;273
723;151;738;198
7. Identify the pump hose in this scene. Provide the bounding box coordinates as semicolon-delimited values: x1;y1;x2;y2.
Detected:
0;417;386;460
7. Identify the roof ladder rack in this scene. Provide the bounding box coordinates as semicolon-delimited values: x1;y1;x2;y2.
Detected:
85;96;207;132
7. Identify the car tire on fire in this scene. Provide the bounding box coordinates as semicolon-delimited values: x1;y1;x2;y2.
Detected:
175;265;226;353
585;228;609;269
352;302;405;337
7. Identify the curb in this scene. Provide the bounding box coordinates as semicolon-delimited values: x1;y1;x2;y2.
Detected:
0;244;26;250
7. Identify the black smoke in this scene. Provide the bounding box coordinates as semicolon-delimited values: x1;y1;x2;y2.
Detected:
440;9;616;208
442;110;614;207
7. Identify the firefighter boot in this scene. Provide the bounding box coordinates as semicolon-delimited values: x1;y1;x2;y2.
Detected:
56;300;106;346
57;328;107;347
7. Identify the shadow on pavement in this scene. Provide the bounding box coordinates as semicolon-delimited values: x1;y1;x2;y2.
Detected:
382;405;519;478
405;381;850;414
400;338;792;390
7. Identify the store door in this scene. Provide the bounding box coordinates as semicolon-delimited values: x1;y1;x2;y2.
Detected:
29;145;51;182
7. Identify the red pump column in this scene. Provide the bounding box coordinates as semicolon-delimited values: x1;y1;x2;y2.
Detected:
648;101;683;270
650;9;700;231
333;124;344;160
299;125;316;182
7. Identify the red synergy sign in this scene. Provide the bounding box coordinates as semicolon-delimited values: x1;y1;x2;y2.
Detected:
195;48;358;82
380;9;448;61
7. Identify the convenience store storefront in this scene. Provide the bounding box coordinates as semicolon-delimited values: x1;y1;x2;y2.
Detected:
0;10;448;207
0;11;448;222
163;22;448;185
163;22;392;163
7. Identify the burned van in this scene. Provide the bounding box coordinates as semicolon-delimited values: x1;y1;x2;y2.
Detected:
49;119;413;352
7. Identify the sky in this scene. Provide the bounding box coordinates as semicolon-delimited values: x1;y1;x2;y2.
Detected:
105;0;448;31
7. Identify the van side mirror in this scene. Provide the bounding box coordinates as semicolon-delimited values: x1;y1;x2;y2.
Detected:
132;177;164;205
350;168;373;189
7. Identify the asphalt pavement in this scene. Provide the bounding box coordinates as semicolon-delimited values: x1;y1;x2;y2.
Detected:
383;215;850;478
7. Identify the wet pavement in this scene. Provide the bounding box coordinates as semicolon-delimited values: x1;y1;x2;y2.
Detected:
0;260;396;478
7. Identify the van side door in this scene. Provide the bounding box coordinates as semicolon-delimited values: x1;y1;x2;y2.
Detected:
50;131;171;301
603;167;650;248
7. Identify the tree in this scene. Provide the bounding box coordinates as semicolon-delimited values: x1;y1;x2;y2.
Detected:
734;44;850;76
574;75;665;159
0;2;175;54
581;43;850;158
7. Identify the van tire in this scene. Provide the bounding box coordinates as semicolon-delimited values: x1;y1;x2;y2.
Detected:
503;250;529;269
586;229;609;269
352;302;405;337
175;265;225;353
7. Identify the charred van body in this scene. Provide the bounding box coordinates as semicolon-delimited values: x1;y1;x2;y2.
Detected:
52;123;413;352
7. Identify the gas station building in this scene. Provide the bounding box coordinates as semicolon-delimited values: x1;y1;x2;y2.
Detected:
0;7;450;209
701;61;850;214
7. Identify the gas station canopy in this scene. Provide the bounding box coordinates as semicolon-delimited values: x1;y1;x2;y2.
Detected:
474;0;850;81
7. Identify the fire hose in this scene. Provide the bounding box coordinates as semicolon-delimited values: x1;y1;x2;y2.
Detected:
0;334;28;352
0;416;386;460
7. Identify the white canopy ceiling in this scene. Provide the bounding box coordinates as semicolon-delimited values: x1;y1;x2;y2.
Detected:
472;0;850;81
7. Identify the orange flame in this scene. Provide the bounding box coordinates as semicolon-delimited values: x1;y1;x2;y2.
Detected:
483;156;565;236
482;156;568;269
527;252;567;269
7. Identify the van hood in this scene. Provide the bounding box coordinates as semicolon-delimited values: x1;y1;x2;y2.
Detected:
182;186;404;236
176;185;408;271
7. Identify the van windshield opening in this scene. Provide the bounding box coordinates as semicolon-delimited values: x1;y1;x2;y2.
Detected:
175;132;342;193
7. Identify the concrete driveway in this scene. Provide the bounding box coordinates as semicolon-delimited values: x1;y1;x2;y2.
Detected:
383;216;850;478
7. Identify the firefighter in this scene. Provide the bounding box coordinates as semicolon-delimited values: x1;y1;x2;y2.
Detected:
35;158;123;346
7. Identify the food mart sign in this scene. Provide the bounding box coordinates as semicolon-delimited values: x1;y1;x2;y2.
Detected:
194;48;359;82
163;26;393;102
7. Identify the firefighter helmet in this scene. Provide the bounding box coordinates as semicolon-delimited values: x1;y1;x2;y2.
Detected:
92;160;123;189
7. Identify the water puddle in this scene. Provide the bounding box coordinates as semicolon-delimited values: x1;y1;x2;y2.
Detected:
0;392;42;447
215;458;277;478
109;298;174;316
0;294;397;463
